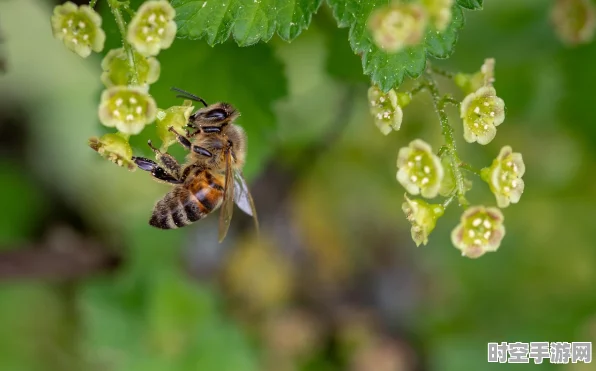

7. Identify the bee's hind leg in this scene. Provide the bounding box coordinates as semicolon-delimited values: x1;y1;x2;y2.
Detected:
132;156;183;184
147;140;183;179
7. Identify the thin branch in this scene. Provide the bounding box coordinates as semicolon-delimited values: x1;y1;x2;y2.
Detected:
427;64;455;79
459;162;481;177
0;227;120;282
108;0;139;85
424;75;469;207
409;82;427;96
442;193;457;208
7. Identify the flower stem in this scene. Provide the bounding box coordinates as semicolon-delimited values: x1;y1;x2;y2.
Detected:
409;82;427;96
437;145;448;157
122;3;136;18
443;193;457;208
108;0;138;86
459;162;481;177
424;75;469;207
441;95;460;107
428;64;455;79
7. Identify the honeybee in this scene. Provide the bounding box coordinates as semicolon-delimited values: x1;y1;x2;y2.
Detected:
132;88;258;242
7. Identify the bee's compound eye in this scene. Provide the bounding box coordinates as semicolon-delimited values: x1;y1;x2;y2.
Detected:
205;109;227;120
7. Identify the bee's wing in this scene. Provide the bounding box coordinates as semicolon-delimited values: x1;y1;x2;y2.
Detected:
233;169;259;234
218;149;235;243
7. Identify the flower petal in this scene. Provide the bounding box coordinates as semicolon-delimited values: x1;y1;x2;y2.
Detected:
397;147;412;167
420;183;440;198
462;125;477;143
509;178;525;203
476;124;497;145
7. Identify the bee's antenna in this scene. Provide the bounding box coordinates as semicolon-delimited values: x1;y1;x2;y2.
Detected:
170;87;208;107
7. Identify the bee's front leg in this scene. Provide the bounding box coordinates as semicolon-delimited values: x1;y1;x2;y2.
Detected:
147;140;183;179
132;156;182;184
167;126;192;150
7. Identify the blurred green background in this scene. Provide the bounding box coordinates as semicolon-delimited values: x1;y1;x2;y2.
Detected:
1;0;596;370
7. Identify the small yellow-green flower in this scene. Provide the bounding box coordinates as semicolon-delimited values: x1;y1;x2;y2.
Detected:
481;146;525;208
51;1;106;58
551;0;596;46
397;139;444;198
451;206;505;258
98;86;157;135
127;0;177;56
422;0;454;32
402;195;444;246
88;133;135;170
460;86;505;145
368;86;410;135
367;3;428;53
454;58;495;95
156;100;195;150
101;48;160;87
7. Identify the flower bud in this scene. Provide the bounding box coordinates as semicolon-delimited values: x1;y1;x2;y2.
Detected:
367;3;428;53
451;206;505;258
98;86;157;135
438;155;472;197
460;86;505;145
481;146;525;208
156;100;195;150
88;133;135;170
396;139;444;198
51;1;106;58
101;48;160;87
127;0;177;56
368;86;406;135
454;58;495;95
402;195;444;246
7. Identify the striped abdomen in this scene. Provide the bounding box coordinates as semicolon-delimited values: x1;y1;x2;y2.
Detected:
149;170;224;229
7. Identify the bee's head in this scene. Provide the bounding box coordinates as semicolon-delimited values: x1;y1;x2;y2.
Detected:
188;102;240;129
170;87;240;131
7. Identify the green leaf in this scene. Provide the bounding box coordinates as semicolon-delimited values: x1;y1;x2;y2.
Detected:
326;1;467;91
172;0;323;46
457;0;483;10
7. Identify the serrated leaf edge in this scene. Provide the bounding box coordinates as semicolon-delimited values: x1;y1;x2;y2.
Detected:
173;0;323;47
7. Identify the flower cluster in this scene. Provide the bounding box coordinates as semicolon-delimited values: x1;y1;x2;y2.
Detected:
459;86;505;145
155;100;195;150
372;57;524;259
88;133;135;170
451;206;505;258
454;58;495;95
396;139;443;198
367;86;410;135
51;2;105;58
481;146;525;208
98;86;157;135
101;48;160;87
402;196;444;246
367;0;454;53
50;0;182;170
367;3;428;53
127;0;177;56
